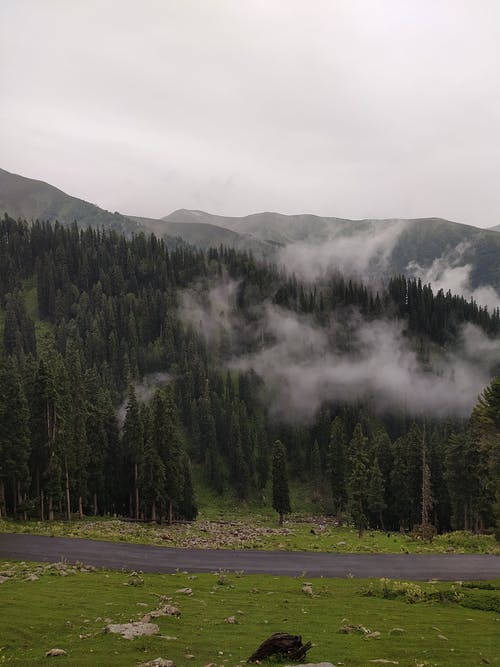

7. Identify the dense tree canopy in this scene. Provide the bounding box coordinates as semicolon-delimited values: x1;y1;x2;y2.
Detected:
0;214;498;535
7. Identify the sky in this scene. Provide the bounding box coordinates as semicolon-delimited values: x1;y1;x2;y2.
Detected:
1;1;499;226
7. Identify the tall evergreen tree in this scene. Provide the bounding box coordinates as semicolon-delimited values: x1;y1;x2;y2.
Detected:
346;423;369;537
272;440;291;525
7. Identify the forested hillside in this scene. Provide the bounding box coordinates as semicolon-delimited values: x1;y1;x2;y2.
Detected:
0;215;498;536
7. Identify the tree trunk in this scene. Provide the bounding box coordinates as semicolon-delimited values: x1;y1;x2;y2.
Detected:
379;511;385;531
77;495;83;519
151;500;157;522
93;493;98;516
279;511;284;526
12;477;18;515
168;500;173;525
134;464;139;520
65;459;71;521
0;480;5;518
40;489;45;521
48;495;54;521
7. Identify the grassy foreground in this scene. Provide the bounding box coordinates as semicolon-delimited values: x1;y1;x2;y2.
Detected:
1;516;498;555
0;560;499;666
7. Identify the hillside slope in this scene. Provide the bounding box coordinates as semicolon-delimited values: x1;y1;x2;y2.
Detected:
164;209;500;294
0;168;142;236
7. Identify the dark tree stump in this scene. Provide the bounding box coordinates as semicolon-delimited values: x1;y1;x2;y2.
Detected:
247;632;312;662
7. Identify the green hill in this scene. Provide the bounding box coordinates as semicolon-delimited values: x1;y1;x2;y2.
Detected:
0;168;143;236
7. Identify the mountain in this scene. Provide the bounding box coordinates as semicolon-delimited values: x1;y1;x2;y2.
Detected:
2;167;500;300
130;214;270;255
490;224;500;232
164;209;500;295
0;168;142;236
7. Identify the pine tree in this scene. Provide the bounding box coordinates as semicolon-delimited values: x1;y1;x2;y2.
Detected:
310;439;321;501
421;442;433;541
139;408;165;522
367;456;386;529
327;415;346;519
151;388;184;523
121;385;143;519
179;453;197;520
470;378;500;539
346;423;369;537
0;357;31;517
272;440;291;525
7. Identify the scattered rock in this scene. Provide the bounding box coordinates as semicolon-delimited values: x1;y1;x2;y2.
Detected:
302;584;313;596
368;661;399;665
176;587;192;595
127;573;144;587
0;570;15;577
141;605;181;623
364;631;381;640
0;576;9;584
25;573;39;581
202;663;218;667
184;654;195;659
437;634;448;641
163;605;181;616
138;659;175;667
389;628;405;636
104;622;160;640
339;624;370;635
224;616;238;624
46;648;67;657
284;664;335;667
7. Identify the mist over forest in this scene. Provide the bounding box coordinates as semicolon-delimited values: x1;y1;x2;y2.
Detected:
0;213;498;538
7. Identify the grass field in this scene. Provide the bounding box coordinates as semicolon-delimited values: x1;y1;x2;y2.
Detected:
1;516;498;555
0;560;498;666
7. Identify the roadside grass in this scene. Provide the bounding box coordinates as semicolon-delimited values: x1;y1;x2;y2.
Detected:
1;516;498;555
0;561;498;666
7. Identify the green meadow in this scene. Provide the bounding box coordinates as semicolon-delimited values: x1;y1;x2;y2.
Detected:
0;560;498;666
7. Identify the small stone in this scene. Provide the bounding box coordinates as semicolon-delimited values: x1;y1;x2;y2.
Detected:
46;648;67;657
302;584;313;596
184;654;195;659
25;573;39;581
364;631;382;640
176;587;192;595
224;616;237;624
389;627;405;636
437;634;448;641
368;661;399;665
138;660;176;667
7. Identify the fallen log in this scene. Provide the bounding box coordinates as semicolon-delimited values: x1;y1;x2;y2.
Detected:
247;632;312;662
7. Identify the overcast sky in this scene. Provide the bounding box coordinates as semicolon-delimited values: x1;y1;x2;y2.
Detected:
1;1;499;226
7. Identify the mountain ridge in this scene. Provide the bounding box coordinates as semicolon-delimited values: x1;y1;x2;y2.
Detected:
2;166;500;299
